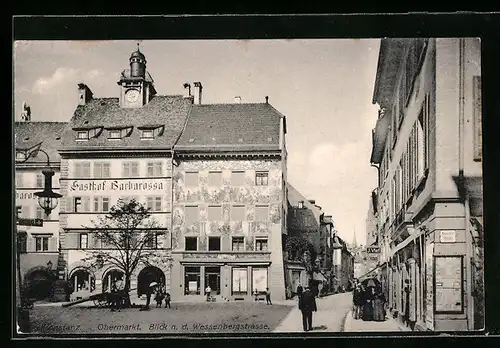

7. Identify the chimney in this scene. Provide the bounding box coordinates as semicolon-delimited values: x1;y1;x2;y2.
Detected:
193;81;203;105
234;96;242;103
265;96;269;104
78;83;93;106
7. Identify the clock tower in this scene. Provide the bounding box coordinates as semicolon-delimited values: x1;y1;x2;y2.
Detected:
117;44;157;108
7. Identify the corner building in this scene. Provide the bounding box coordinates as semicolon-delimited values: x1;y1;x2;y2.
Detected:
58;49;192;300
171;103;288;301
371;38;483;331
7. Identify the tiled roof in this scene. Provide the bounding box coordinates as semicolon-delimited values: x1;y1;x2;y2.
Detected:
175;103;283;152
60;95;192;151
15;122;68;163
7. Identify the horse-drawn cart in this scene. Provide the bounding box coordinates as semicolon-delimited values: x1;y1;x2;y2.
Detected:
62;288;135;308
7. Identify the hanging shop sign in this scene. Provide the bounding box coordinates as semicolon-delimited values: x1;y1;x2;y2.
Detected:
434;256;463;313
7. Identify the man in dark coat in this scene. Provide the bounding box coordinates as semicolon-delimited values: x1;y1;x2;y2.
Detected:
296;283;303;301
299;286;317;332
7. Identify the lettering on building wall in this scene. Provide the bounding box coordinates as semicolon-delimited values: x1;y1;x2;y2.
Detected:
16;191;36;200
69;180;165;192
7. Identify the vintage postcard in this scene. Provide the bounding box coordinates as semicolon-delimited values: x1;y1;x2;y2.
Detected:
13;33;484;336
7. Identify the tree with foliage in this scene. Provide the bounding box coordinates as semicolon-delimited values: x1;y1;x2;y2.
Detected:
82;199;166;307
284;235;316;272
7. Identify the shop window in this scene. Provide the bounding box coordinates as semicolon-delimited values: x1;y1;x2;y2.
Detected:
185;237;198;251
232;237;245;251
255;172;268;186
208;236;221;251
252;267;268;293
232;268;248;295
184;266;201;295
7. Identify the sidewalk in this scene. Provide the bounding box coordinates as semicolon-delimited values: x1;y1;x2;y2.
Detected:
343;310;411;332
273;293;352;332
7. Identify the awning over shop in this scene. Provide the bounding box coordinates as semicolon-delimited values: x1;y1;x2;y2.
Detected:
313;272;327;282
370;109;391;165
388;228;424;259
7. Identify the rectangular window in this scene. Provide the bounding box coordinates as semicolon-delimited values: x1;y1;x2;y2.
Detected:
77;131;89;140
185;172;199;187
36;173;44;188
147;161;163;177
255;238;268;251
255;172;269;186
108;130;122;139
141;129;154;139
93;197;110;212
185;236;198;251
35;236;49;252
208;171;222;187
231;205;245;221
298;201;304;209
473;76;482;161
94;162;111;178
146;197;162;212
232;237;245;251
208;206;222;221
74;162;91;178
79;233;88;249
145;232;159;249
208;236;221;251
255;206;269;222
123;162;139;177
185;206;199;225
231;171;245;186
232;268;248;295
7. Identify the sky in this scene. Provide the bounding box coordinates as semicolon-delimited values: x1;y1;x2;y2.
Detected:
14;39;380;246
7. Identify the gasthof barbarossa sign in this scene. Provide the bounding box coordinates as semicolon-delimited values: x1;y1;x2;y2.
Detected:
69;179;165;192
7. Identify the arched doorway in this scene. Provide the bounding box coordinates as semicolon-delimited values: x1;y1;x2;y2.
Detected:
69;268;95;294
24;268;57;301
102;269;124;293
137;266;165;296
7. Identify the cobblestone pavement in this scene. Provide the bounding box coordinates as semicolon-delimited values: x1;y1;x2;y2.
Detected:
27;302;293;335
273;292;353;333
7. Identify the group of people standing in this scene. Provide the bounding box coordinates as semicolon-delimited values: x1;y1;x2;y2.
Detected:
352;278;386;321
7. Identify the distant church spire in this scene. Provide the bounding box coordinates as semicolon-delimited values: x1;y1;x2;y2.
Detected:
352;227;358;248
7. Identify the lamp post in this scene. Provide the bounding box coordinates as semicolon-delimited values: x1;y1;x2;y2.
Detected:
15;144;61;333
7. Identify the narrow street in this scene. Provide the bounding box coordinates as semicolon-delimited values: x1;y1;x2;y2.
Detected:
274;292;353;332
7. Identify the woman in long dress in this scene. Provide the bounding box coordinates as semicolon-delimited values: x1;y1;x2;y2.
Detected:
372;287;386;321
362;286;375;321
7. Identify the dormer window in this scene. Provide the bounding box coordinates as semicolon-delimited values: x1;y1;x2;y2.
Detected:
298;201;304;209
77;131;89;140
108;130;122;139
138;125;164;140
141;129;154;139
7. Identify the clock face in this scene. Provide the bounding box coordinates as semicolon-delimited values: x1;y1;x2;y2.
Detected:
126;90;140;103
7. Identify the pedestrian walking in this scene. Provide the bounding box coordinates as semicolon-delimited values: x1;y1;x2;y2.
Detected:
352;284;362;319
403;279;411;326
155;286;165;308
265;288;272;305
299;286;317;332
164;292;171;308
205;285;212;302
115;278;125;311
254;288;259;301
296;283;303;298
373;287;386;321
362;285;376;321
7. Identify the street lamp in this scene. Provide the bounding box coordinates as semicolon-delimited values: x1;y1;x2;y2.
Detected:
15;144;61;333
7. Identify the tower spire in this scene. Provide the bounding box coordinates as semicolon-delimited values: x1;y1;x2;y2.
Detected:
352;227;357;247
